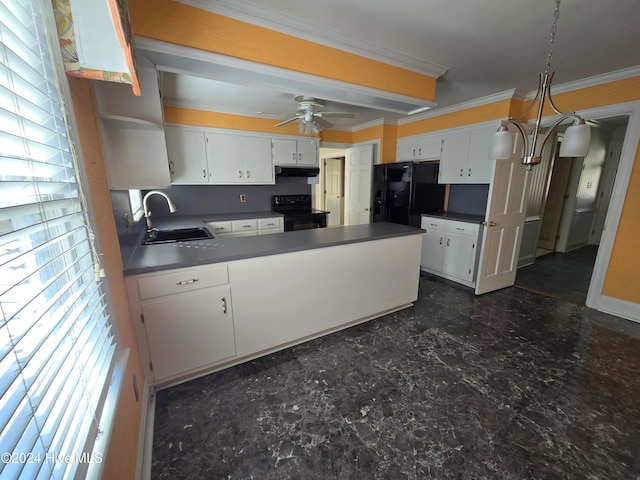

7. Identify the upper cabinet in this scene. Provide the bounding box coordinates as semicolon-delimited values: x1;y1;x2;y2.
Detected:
439;123;497;184
397;133;442;161
397;122;498;184
93;66;171;189
165;125;274;185
272;137;319;166
207;133;274;184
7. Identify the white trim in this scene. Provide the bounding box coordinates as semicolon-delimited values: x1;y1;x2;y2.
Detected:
351;117;385;131
176;0;448;79
597;296;640;323
137;386;155;480
581;101;640;316
85;349;129;480
136;37;435;115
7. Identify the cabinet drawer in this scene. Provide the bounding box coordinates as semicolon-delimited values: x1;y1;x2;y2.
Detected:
258;217;282;230
445;220;478;236
232;219;258;232
137;264;229;300
205;221;232;235
421;217;445;231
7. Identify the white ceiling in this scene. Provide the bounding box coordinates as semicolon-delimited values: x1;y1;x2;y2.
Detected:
156;0;640;131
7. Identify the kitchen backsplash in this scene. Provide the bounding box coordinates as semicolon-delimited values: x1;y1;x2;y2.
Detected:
447;184;489;216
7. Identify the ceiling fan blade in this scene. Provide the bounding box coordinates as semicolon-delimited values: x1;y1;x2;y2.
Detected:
257;111;290;115
274;116;301;127
315;117;333;129
320;112;360;118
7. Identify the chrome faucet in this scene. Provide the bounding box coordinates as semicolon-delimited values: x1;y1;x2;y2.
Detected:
142;191;177;230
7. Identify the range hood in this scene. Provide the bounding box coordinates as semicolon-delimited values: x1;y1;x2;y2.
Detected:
274;166;320;177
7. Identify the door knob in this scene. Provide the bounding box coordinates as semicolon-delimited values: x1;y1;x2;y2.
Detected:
481;220;497;227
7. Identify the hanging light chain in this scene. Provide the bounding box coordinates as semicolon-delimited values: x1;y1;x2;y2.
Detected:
546;0;561;72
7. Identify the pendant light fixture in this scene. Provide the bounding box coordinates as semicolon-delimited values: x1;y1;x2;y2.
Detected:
489;0;591;168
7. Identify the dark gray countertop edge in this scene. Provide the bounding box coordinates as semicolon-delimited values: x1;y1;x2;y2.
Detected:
421;212;485;224
123;223;424;276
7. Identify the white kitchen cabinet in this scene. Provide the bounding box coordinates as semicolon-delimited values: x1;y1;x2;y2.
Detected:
206;133;274;184
165;125;208;184
397;133;442;161
439;123;497;184
439;130;471;183
205;216;283;238
93;65;171;189
272;137;319;166
420;217;482;286
127;264;236;384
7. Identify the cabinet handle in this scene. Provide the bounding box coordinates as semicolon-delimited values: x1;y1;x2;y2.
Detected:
169;160;175;175
456;227;465;231
459;168;463;177
298;153;303;161
412;148;416;156
430;223;438;226
246;170;251;178
242;224;252;228
176;278;199;286
202;169;206;178
468;168;471;177
238;170;243;178
292;152;296;161
222;297;227;314
446;238;450;247
418;147;422;155
439;237;443;245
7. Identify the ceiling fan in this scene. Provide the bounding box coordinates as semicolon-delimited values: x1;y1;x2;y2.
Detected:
258;95;360;133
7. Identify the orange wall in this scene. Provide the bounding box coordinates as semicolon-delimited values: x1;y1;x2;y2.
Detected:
68;77;145;480
128;0;436;103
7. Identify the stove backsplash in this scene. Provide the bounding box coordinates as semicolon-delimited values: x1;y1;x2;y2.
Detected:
155;177;311;216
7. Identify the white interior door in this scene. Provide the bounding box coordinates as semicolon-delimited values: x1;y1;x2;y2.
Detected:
324;158;343;226
344;144;374;225
475;141;529;295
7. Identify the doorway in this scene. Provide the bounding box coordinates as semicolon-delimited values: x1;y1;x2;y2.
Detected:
515;116;628;304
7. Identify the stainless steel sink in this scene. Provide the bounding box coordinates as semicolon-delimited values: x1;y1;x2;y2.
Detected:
142;227;214;245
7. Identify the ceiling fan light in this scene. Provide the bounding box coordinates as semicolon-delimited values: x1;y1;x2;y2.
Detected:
559;122;591;157
489;128;514;159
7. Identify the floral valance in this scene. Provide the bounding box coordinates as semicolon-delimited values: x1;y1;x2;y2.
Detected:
52;0;140;95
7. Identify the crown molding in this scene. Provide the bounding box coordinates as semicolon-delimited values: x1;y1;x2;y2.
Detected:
177;0;448;79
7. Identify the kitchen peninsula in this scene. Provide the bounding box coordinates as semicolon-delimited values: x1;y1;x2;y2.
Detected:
124;222;424;388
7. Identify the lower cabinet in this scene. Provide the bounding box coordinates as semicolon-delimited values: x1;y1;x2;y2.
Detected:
127;264;236;384
205;216;283;238
420;217;482;286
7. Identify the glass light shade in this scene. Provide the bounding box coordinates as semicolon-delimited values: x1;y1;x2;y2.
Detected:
489;129;514;159
559;123;591;157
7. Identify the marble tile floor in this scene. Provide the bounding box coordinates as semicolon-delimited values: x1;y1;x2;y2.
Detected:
151;274;640;479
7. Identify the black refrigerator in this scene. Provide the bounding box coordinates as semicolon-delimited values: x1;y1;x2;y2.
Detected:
373;161;445;227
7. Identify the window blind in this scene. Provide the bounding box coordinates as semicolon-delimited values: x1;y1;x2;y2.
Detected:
0;0;117;479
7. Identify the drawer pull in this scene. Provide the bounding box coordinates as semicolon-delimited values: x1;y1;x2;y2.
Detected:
214;227;226;231
446;239;450;247
176;278;199;286
222;297;227;314
456;227;465;231
242;224;252;228
429;223;438;226
439;237;443;245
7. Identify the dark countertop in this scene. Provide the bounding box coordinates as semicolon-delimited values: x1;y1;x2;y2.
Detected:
124;221;424;276
421;212;485;224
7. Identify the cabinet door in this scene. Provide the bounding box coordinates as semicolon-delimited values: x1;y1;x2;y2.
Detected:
165;126;208;184
417;134;443;159
439;130;470;184
242;136;274;184
421;228;445;271
442;233;476;281
296;138;319;166
142;285;236;381
206;133;244;184
467;124;496;183
272;138;297;165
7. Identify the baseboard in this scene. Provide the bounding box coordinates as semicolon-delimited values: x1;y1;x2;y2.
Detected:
135;382;155;480
596;295;640;323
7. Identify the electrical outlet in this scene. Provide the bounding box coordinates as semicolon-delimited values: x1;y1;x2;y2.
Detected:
240;194;247;203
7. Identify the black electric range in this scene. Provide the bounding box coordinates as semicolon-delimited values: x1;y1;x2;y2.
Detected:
271;195;329;231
